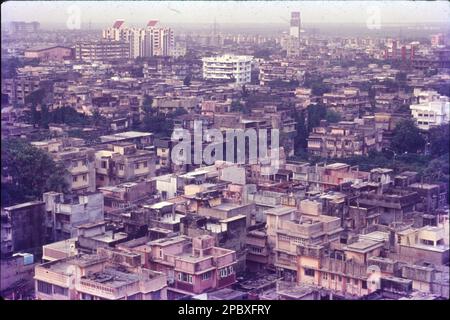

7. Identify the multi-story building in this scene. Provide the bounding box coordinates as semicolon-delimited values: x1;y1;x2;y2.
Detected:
34;251;167;300
45;146;96;194
1;201;46;258
24;46;74;62
1;77;41;106
131;235;237;297
75;40;130;61
42;192;104;242
410;89;450;131
202;54;253;85
95;142;156;188
322;88;371;120
307;118;382;158
7;21;40;34
102;20;175;58
266;201;343;281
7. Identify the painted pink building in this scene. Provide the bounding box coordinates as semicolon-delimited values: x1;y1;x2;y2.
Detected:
133;235;237;296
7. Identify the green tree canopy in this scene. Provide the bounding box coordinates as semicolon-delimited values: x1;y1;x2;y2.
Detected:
1;138;68;206
391;119;425;154
428;124;449;157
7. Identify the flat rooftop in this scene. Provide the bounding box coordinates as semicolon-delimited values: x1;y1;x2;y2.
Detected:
346;239;384;253
265;206;296;216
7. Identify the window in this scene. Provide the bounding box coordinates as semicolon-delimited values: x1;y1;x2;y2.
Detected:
304;268;315;277
201;271;212;281
251;247;263;254
81;159;87;166
119;164;124;171
338;275;342;282
178;272;193;283
420;239;434;246
101;161;107;169
53;285;68;296
331;274;335;280
82;174;87;181
143;161;148;168
322;273;328;280
362;280;368;289
73;176;78;182
37;281;52;295
135;163;140;169
353;279;359;285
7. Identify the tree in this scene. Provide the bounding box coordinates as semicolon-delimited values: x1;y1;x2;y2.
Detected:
325;110;341;123
91;108;104;127
294;110;308;153
391;119;425;154
428;124;450;157
183;74;192;86
142;95;154;114
307;104;327;131
1;138;69;206
25;88;47;106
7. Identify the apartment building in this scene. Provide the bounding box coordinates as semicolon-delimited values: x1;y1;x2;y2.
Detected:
266;201;343;281
1;77;41;106
95;142;156;188
102;20;175;58
1;201;46;258
202;54;253;85
295;238;385;298
50;146;96;194
75;40;130;62
42;191;104;241
132;235;237;297
410;89;450;130
307;118;382;158
322;88;370;120
34;252;167;300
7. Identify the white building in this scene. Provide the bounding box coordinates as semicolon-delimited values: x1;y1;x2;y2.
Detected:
103;20;175;58
202;54;253;85
410;89;450;131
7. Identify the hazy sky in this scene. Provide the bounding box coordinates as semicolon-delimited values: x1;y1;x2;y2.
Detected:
2;1;450;26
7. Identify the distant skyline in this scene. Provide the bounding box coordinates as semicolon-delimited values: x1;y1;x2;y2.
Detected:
2;1;450;28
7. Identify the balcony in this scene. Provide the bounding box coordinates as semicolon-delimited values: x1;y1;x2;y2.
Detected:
174;281;194;293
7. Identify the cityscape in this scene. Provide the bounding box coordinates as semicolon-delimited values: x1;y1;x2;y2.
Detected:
1;0;450;303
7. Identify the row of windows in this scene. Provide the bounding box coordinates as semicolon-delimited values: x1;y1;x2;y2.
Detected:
219;266;234;278
417;113;435;117
73;174;88;182
135;161;148;169
321;273;368;289
73;159;88;167
178;272;193;283
201;271;212;281
37;281;69;296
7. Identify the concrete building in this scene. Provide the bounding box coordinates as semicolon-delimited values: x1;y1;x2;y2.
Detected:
410;90;450;131
75;40;130;61
24;46;74;61
1;202;46;258
131;235;237;297
42;192;104;241
102;19;175;58
95;142;156;188
34;252;167;300
266;202;343;281
202;54;253;85
307;118;382;158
